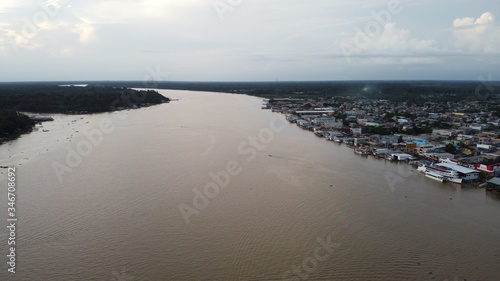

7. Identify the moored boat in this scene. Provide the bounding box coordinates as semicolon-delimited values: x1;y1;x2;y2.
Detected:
418;162;463;184
425;171;444;182
444;176;463;184
354;148;370;155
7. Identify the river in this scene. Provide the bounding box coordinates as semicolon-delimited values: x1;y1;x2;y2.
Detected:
0;89;499;281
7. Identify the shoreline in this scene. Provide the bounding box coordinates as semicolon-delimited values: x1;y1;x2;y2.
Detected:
263;100;500;192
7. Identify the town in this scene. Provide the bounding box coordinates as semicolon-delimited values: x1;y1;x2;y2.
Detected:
262;93;500;192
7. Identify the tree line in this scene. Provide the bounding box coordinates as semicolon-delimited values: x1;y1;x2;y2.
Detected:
0;110;35;141
0;84;169;113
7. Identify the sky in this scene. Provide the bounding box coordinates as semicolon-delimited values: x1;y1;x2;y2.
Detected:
0;0;499;82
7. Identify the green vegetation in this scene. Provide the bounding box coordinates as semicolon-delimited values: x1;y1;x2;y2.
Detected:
0;84;169;113
445;143;457;154
100;80;500;102
0;83;169;144
0;110;35;141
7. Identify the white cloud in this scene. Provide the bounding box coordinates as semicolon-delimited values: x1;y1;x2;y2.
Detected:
0;0;74;52
454;12;495;27
475;11;495;25
453;12;500;54
73;0;205;24
1;0;499;81
453;17;474;27
72;21;95;43
338;22;444;64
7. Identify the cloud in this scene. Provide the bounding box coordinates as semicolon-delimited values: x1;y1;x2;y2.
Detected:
453;17;474;27
338;22;444;64
0;0;206;52
452;12;500;54
0;0;73;52
1;0;499;81
454;12;495;27
474;12;495;25
72;21;95;43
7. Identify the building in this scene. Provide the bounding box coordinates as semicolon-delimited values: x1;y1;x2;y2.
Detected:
354;138;368;145
296;110;335;115
380;135;399;144
365;122;381;127
314;118;337;128
436;163;479;181
476;163;500;174
433;129;453;136
328;122;344;129
351;128;362;135
412;138;430;147
418;144;436;155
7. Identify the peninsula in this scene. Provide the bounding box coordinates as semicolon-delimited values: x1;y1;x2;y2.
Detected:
0;83;169;143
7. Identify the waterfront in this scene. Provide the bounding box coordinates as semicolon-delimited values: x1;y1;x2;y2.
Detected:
1;90;499;280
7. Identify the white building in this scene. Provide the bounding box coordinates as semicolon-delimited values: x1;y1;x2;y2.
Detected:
435;163;479;181
351;128;362;135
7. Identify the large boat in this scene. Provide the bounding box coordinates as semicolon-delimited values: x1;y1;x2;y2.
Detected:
425;171;445;182
418;163;463;184
443;176;463;184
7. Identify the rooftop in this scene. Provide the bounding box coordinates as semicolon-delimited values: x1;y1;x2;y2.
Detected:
436;163;478;174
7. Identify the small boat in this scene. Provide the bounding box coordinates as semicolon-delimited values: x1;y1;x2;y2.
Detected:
417;163;427;172
354;148;370;155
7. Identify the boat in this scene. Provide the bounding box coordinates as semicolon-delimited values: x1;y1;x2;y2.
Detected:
417;163;428;172
425;171;444;182
443;176;463;184
354;148;370;155
418;163;463;184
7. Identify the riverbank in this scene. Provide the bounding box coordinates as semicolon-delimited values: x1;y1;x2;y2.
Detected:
262;98;500;192
2;89;499;280
0;85;170;146
0;110;36;145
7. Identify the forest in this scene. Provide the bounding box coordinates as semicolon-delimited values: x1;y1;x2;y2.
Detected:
0;110;35;142
0;84;169;141
97;80;500;103
0;84;169;113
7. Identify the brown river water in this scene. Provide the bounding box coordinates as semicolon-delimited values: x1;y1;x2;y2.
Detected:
1;89;499;281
